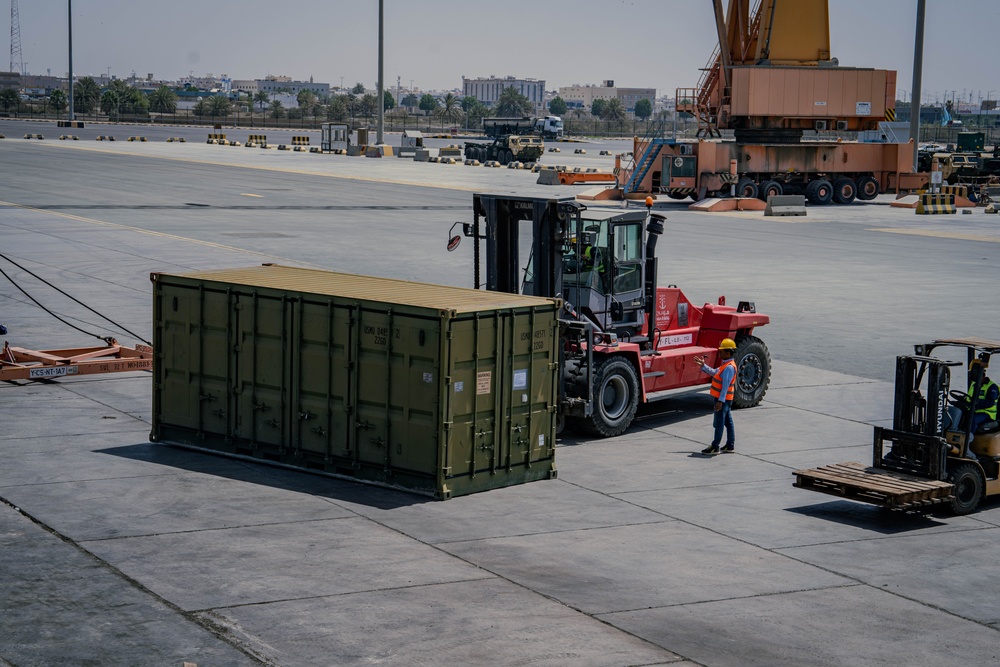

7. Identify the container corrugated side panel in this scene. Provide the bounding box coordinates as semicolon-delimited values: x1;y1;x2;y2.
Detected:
151;267;558;499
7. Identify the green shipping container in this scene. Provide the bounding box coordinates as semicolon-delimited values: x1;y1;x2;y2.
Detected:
150;264;560;499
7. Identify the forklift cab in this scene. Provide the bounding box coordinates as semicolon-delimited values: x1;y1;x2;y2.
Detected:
468;194;653;340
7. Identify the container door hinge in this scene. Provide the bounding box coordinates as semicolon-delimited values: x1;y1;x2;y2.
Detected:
356;419;373;430
312;426;327;437
299;411;314;421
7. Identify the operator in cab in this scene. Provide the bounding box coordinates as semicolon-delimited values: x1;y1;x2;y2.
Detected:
944;358;999;442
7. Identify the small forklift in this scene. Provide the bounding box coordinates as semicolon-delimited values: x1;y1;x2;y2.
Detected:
795;338;1000;515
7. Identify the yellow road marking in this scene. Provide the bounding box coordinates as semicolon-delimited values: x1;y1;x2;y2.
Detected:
868;227;1000;243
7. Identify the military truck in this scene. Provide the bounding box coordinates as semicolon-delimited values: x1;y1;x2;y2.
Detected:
464;134;544;165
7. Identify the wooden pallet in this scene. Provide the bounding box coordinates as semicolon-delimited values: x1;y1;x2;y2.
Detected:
794;461;954;510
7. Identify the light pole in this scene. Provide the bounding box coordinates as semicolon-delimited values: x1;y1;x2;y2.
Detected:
67;0;73;121
376;0;384;145
909;0;926;171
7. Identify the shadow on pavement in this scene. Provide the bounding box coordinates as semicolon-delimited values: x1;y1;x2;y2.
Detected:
97;443;433;510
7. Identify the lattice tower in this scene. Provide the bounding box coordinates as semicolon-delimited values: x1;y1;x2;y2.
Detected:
10;0;24;75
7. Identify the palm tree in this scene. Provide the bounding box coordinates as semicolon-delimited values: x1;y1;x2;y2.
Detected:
495;87;532;117
49;89;67;113
73;76;101;114
0;88;17;112
208;95;232;118
436;92;462;124
269;100;285;119
600;98;628;125
148;85;177;114
254;90;270;111
327;96;348;121
296;90;317;114
360;93;378;120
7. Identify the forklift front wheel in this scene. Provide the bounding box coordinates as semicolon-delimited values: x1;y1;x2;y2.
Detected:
948;462;984;515
584;357;640;438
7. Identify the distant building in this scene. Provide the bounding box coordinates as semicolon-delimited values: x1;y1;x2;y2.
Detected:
0;71;21;90
462;76;546;112
558;80;656;113
232;76;330;98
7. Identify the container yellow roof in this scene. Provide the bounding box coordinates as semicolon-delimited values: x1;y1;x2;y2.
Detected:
164;264;559;314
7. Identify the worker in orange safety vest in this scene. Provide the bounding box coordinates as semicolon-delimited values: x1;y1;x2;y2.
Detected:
694;339;738;455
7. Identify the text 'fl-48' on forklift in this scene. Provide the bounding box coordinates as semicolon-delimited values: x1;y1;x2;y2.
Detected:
795;338;1000;515
449;194;772;437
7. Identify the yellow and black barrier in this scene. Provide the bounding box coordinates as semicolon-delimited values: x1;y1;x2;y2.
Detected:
248;134;267;144
59;135;79;140
916;193;957;215
96;135;116;141
291;136;310;146
166;137;187;143
23;133;44;139
127;136;147;142
207;133;226;143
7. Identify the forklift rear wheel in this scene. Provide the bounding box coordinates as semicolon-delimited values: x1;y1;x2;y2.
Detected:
948;461;984;515
732;335;771;408
584;356;639;437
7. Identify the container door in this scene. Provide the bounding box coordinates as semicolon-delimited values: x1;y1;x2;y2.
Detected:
386;318;442;474
505;309;557;469
353;309;397;472
444;314;502;477
292;300;352;460
234;293;289;449
156;283;231;438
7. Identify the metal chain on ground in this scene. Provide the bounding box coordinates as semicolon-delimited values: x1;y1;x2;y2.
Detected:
0;253;152;345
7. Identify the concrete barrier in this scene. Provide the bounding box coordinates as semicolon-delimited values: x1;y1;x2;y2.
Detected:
916;193;957;215
574;148;586;154
127;136;147;142
484;160;502;168
439;146;462;157
464;159;481;166
248;134;267;145
537;169;562;185
207;133;226;143
291;136;310;146
58;135;79;140
413;148;431;162
765;194;807;217
23;134;44;139
309;146;322;153
548;147;561;152
96;136;116;141
166;137;187;143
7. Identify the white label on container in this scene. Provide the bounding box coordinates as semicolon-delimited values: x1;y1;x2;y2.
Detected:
856;101;871;116
931;171;943;184
477;371;492;395
423;372;434;383
657;333;693;349
538;434;545;448
815;101;827;106
512;369;528;390
454;381;464;393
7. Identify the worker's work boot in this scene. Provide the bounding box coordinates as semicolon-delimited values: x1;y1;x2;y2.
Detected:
721;444;735;453
701;445;720;456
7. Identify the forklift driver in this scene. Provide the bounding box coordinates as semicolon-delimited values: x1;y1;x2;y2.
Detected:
944;358;999;442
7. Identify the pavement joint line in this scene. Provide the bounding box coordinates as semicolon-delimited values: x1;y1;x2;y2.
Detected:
868;227;1000;243
57;382;152;425
431;516;679;546
593;582;866;615
772;522;997;552
0;200;317;268
0;246;152;296
0;497;273;664
185;575;500;614
76;514;360;543
27;139;495;193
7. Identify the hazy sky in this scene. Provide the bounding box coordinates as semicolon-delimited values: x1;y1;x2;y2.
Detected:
11;1;999;104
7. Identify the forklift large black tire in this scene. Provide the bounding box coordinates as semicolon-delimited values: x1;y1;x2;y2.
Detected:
856;175;880;201
583;356;640;437
735;177;759;199
758;180;783;201
806;179;834;205
832;177;858;204
947;461;984;515
732;335;771;408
